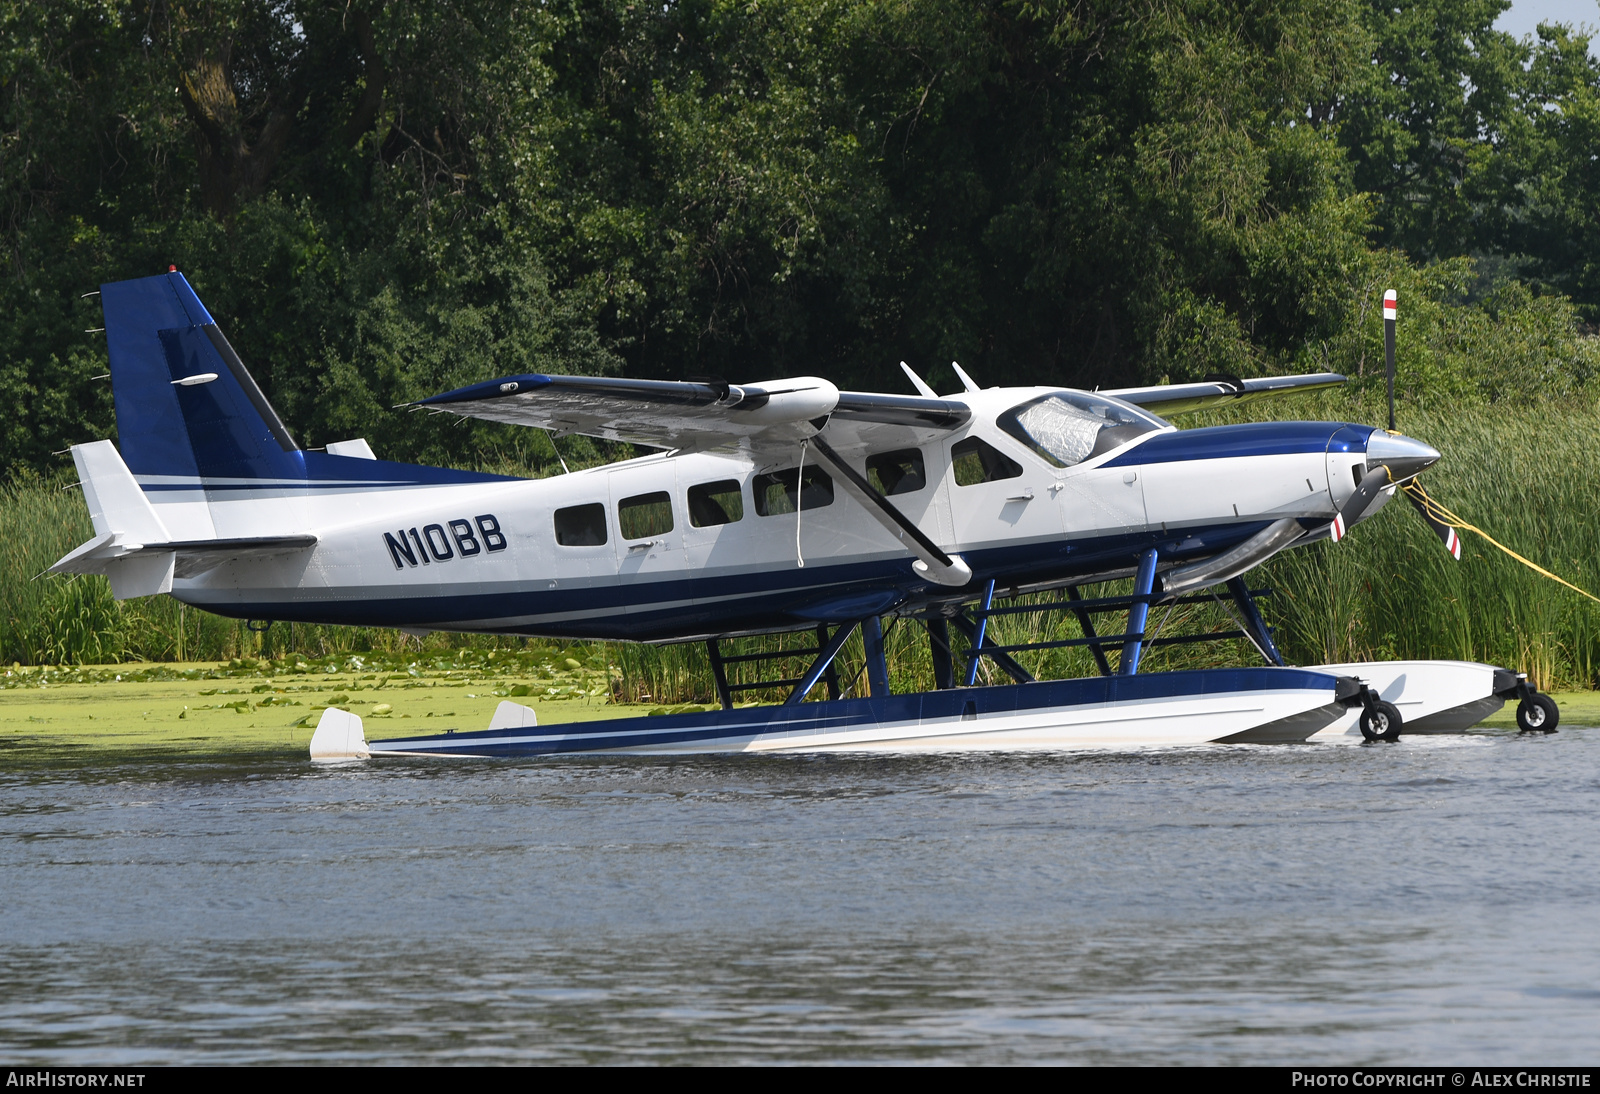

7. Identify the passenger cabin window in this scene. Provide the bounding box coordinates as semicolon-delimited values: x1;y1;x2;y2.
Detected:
554;502;608;546
753;466;834;516
688;480;744;527
866;449;927;496
998;392;1165;468
618;491;674;540
951;437;1022;486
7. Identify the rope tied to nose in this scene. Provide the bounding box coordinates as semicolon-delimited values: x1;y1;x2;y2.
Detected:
1402;480;1600;606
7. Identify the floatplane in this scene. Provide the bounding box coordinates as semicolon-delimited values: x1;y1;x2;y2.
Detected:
52;271;1557;758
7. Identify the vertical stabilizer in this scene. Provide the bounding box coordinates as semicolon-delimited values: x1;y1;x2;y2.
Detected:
99;271;303;483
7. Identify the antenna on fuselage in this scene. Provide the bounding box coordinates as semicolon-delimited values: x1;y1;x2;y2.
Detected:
1383;289;1397;431
951;361;981;394
899;361;938;398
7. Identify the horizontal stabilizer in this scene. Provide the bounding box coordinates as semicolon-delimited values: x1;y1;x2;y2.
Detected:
309;707;369;760
50;532;318;593
325;438;376;459
487;701;538;731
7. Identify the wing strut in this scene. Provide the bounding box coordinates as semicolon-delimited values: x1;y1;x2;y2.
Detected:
806;436;973;587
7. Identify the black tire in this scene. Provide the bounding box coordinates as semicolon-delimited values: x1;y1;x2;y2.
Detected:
1516;693;1559;734
1359;700;1403;742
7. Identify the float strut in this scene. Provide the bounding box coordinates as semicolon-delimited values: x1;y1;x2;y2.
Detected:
818;623;841;700
964;579;997;686
863;615;891;698
1066;585;1113;677
926;618;956;690
1120;549;1159;676
785;621;861;706
707;639;734;710
1225;576;1285;667
953;609;1035;686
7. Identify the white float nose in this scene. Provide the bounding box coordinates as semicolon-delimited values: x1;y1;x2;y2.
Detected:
1366;431;1440;483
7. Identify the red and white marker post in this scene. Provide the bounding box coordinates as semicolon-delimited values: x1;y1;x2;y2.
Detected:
1383;289;1397;431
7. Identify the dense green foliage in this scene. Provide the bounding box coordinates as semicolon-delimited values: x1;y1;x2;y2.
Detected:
3;0;1599;473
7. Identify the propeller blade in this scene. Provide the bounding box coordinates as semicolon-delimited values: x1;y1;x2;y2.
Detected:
1329;466;1393;544
1404;480;1462;560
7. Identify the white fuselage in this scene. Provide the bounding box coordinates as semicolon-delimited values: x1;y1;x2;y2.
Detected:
151;388;1377;640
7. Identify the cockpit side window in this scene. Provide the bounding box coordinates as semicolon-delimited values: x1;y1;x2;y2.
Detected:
998;392;1165;468
951;437;1022;486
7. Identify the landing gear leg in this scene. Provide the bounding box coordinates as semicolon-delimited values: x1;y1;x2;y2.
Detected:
1066;586;1113;677
707;639;733;711
951;611;1035;685
785;621;862;706
818;624;841;700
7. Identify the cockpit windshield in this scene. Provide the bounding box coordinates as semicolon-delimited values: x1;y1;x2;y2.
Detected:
998;392;1167;468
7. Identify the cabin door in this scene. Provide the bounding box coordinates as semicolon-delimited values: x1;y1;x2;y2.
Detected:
608;464;687;616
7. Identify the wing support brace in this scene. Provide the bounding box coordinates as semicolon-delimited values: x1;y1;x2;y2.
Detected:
807;436;973;587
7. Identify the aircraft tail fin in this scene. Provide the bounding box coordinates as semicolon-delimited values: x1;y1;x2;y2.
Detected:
96;270;515;509
99;270;303;482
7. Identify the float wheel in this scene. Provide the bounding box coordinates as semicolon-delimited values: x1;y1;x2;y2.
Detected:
1516;693;1559;734
1359;700;1403;742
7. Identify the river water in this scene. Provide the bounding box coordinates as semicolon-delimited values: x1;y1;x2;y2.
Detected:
2;730;1597;1064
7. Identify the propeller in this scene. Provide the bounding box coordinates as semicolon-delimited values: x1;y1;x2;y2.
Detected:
1327;288;1456;558
1329;431;1441;542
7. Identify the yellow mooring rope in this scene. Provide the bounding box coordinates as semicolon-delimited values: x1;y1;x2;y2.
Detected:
1401;480;1600;606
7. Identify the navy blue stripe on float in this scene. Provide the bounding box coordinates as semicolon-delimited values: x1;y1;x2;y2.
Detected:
372;668;1343;755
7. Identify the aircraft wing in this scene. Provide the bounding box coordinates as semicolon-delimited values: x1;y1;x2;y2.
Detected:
1105;372;1346;417
413;373;971;454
